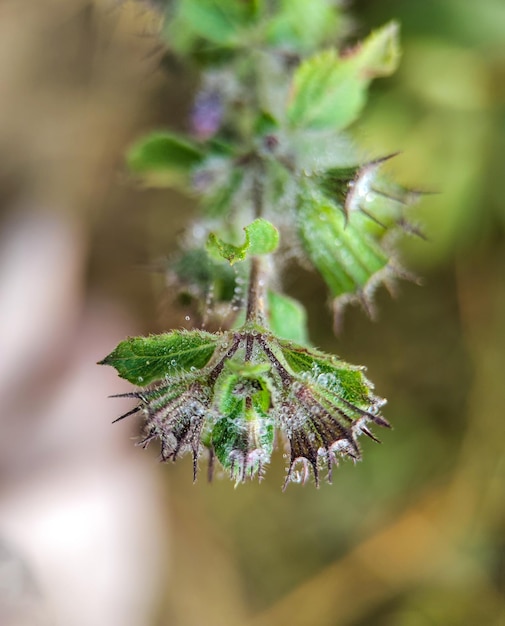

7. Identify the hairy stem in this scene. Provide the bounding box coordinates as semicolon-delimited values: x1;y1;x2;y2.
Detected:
246;256;266;324
245;154;268;324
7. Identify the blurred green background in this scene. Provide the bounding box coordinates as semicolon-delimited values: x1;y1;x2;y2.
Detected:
0;1;504;625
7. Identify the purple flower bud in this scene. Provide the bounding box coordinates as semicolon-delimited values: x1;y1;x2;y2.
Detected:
191;90;223;140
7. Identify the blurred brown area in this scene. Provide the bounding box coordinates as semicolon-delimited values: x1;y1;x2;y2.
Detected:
0;1;504;625
0;2;175;625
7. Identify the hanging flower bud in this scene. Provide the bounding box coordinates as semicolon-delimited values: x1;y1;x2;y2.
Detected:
100;320;388;488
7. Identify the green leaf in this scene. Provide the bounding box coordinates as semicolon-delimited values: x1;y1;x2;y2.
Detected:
253;111;279;136
98;330;219;385
225;361;271;379
266;0;341;53
167;0;257;53
287;22;400;130
318;156;416;230
317;165;360;207
207;218;279;265
127;132;203;187
245;218;280;255
298;187;389;299
267;291;309;345
277;341;371;406
211;366;274;480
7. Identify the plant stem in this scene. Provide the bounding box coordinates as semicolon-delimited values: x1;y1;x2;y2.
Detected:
246;255;266;324
245;157;268;324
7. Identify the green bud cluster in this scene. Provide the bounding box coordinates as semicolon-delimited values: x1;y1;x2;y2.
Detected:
100;321;387;487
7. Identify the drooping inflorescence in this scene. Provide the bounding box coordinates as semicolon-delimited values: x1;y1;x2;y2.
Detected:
100;306;388;488
99;0;425;487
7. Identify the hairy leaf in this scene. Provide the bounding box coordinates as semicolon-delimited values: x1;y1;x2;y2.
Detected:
298;188;389;299
127;132;203;187
287;22;400;130
98;330;219;385
207;218;279;264
278;341;371;406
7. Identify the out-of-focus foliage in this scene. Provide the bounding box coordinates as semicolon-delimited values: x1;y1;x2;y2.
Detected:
355;0;505;268
127;131;203;187
126;2;417;331
288;22;400;130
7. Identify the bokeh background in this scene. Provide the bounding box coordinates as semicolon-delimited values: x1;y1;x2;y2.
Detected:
0;1;504;625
